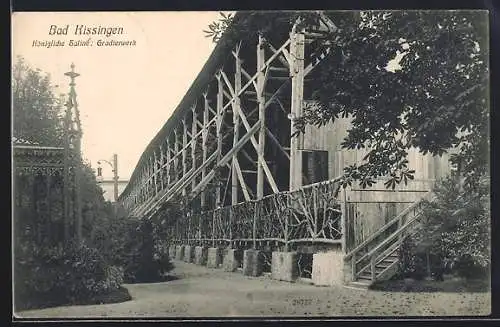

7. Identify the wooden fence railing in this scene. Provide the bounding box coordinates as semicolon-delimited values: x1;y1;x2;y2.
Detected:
169;178;343;248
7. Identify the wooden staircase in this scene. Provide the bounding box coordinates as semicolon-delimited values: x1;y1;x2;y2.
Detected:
343;191;435;289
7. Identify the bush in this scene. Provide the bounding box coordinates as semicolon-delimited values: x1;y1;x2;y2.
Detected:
398;176;490;281
14;241;125;311
84;203;176;284
108;218;174;283
398;236;427;280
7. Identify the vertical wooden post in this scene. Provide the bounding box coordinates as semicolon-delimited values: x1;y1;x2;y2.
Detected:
159;144;165;190
289;26;305;192
191;104;198;192
340;187;347;254
153;152;159;196
145;166;149;198
232;50;241;207
201;92;209;210
284;198;289;252
216;73;223;209
351;253;356;281
166;139;172;187
256;34;266;200
174;129;180;184
231;46;242;244
253;201;258;249
371;256;376;281
253;35;267;250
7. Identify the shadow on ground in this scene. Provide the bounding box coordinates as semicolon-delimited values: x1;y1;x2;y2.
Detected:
126;274;180;284
15;286;133;312
370;277;490;293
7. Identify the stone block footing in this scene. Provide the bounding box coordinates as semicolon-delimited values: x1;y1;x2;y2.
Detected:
168;245;176;259
243;249;264;277
311;250;345;286
223;249;242;272
206;247;223;268
194;246;208;265
271;251;299;282
175;245;185;261
184;245;195;263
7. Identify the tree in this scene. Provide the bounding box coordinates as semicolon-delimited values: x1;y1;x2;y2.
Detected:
205;11;489;192
12;56;65;146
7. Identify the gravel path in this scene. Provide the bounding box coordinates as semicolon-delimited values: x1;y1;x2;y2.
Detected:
16;260;490;318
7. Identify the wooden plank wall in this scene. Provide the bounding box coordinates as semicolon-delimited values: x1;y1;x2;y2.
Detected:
301;103;452;250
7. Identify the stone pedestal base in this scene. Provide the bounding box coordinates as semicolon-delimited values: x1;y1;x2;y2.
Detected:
194;246;208;265
243;249;263;277
312;250;344;286
271;251;299;282
207;247;223;268
184;245;195;263
223;249;242;272
175;245;185;261
168;245;176;259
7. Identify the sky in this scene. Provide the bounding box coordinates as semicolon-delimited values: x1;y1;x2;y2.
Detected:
12;11;230;180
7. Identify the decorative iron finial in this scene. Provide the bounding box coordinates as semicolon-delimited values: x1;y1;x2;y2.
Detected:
65;63;80;87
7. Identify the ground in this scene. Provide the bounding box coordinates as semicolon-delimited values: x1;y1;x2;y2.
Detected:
16;260;490;318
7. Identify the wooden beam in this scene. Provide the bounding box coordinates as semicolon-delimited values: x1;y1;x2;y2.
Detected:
191;105;198;191
221;38;292;113
166;139;172;187
241;67;259;93
190;121;260;197
221;71;235;96
159;144;165;190
153;151;159;195
237;102;279;194
138;151;219;218
257;34;266;200
289;27;305;191
266;127;290;160
201;92;209;210
266;40;291;68
174;129;179;184
233;158;251;201
216;73;223;207
232;49;242;207
182;118;188;196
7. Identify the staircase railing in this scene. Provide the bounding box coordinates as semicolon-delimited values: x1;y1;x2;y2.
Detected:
344;191;434;283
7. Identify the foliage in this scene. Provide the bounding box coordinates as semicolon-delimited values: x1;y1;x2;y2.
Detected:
12;57;131;310
300;11;488;192
91;209;176;283
420;177;489;275
14;240;125;310
203;12;235;43
120;217;175;283
12;56;65;146
205;11;489;191
398;176;490;280
203;11;325;48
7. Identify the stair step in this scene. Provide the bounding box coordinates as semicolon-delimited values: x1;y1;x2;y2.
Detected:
376;264;394;270
345;281;370;290
377;260;397;267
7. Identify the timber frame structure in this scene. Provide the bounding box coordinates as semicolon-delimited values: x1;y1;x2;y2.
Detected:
118;12;451;287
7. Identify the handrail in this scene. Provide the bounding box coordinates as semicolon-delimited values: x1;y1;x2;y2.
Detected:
344;190;434;260
355;233;402;277
354;206;425;272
